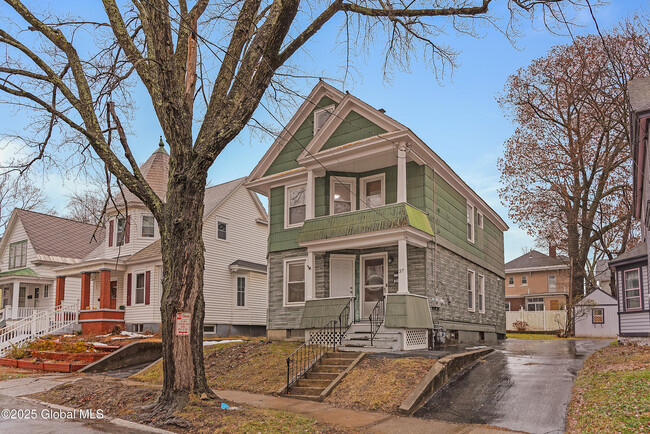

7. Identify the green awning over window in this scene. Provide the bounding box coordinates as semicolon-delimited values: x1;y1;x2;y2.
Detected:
297;203;434;243
0;268;38;278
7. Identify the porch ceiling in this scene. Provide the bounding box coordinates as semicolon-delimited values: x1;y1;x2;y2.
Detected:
297;203;434;245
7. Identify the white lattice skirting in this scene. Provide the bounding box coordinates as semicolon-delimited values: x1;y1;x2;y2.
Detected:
404;329;428;350
306;330;344;346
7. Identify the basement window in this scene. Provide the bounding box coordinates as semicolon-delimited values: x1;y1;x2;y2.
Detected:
204;325;216;334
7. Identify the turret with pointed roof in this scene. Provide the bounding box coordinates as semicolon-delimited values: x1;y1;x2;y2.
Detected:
115;137;169;208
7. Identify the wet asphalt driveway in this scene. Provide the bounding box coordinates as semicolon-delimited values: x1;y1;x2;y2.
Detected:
413;339;611;434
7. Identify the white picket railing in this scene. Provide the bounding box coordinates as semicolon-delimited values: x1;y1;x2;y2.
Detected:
17;307;48;319
0;301;79;357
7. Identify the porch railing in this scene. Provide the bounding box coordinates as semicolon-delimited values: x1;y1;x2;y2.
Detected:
369;296;386;346
285;297;354;392
17;307;48;319
0;301;79;357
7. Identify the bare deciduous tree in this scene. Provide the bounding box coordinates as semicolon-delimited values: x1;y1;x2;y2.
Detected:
0;173;49;232
0;0;596;414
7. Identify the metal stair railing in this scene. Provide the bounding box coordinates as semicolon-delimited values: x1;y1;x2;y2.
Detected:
0;301;79;357
285;297;354;392
368;295;385;346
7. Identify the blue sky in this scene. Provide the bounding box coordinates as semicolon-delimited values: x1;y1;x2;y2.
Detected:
0;1;647;261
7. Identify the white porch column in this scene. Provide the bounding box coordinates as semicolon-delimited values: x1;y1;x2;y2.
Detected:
397;144;407;203
306;170;315;220
305;252;316;301
397;239;409;294
11;280;20;319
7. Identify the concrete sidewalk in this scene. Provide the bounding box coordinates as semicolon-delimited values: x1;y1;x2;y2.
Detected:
217;389;515;433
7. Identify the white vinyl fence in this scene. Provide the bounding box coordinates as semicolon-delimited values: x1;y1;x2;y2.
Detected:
506;309;567;332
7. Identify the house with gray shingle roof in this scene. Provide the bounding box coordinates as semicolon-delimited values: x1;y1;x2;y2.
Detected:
505;248;570;312
51;139;269;336
0;209;103;321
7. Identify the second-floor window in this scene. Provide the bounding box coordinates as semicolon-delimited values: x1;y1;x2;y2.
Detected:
142;216;155;237
361;174;385;209
217;221;228;240
286;184;306;227
508;276;514;286
548;275;556;291
116;217;126;246
624;269;641;310
521;275;528;286
8;240;27;269
331;177;356;215
467;203;475;243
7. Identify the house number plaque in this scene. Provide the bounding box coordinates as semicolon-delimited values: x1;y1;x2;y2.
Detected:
176;312;191;336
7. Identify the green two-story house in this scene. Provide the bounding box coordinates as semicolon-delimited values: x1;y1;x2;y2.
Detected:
246;81;508;349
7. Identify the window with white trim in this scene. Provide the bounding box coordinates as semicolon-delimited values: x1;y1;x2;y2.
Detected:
548;275;556;291
236;275;246;307
360;174;385;209
477;212;484;228
478;274;485;313
217;221;228;241
142;215;155;237
8;240;27;269
527;297;544;311
521;275;528;286
286;184;306;227
44;285;49;298
285;259;306;305
592;308;604;324
467;203;475;243
135;273;145;305
467;269;476;312
508;276;514;287
203;325;216;334
330;177;356;215
313;105;335;134
116;217;126;246
624;269;641;310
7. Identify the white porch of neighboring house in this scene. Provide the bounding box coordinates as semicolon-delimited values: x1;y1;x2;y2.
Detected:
0;274;56;321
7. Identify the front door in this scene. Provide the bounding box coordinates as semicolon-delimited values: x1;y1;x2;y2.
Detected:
330;256;355;298
110;281;117;309
361;254;387;318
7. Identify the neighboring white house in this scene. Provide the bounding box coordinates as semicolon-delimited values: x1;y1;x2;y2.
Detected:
574;288;618;338
0;209;102;322
48;140;269;336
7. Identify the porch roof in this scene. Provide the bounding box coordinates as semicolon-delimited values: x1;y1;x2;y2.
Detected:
297;203;433;244
0;268;38;278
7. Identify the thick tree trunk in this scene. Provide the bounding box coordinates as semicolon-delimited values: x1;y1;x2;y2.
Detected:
154;171;215;415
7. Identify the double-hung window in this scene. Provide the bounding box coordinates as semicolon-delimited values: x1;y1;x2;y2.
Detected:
467;203;475;243
508;276;514;287
142;216;155;238
116;217;126;246
286;184;306;227
285;259;306;305
624;269;641;310
135;273;145;304
592;308;604;324
521;275;528;286
8;240;27;269
478;274;485;313
548;275;556;291
467;269;476;312
330;177;356;215
236;276;246;307
360;174;385;209
217;221;228;241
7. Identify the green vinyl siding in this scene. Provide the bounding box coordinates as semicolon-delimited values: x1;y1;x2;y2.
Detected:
299;297;352;329
406;162;426;210
269;186;301;252
384;294;434;329
321;110;386;151
427;172;504;272
264;96;337;177
314;176;329;217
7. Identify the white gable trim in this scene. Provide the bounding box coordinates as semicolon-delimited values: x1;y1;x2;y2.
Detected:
298;93;407;160
0;209;21;261
203;180;247;223
247;82;345;183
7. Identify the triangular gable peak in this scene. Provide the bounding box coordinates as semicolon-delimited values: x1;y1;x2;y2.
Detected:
0;209;23;262
247;81;346;183
298;92;407;161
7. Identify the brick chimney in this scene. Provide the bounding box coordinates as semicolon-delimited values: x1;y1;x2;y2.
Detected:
549;244;557;258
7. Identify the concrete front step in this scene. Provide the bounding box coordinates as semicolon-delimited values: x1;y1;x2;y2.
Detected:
337;345;397;353
305;372;339;380
286;351;363;401
288;385;324;396
323;352;359;359
296;378;332;388
311;364;347;374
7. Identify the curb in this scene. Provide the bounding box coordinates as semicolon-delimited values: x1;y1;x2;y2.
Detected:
20;396;172;433
398;347;493;415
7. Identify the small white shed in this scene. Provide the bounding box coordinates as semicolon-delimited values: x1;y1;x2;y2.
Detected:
574;289;618;338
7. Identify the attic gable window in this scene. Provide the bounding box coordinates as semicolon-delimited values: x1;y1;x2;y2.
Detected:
217;220;228;240
9;240;27;269
313;105;335;135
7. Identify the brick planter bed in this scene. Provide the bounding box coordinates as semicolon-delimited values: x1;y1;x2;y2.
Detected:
30;351;106;363
0;356;105;373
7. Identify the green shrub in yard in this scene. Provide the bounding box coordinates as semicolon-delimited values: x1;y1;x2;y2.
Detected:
6;342;29;359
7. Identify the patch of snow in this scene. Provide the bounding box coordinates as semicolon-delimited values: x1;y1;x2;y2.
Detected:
92;342;110;347
203;339;243;346
466;345;489;350
63;334;75;337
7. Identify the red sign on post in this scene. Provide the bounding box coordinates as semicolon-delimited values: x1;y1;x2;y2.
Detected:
176;312;191;336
